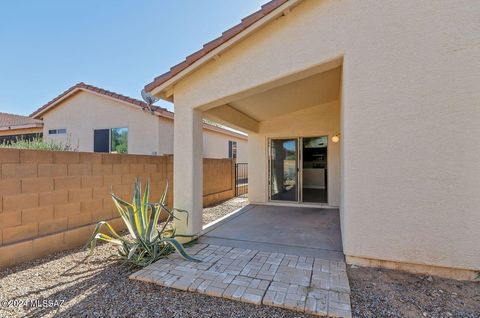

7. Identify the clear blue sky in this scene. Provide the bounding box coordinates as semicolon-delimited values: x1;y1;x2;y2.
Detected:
0;1;266;115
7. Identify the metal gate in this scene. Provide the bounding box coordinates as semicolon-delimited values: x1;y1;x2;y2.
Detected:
235;163;248;197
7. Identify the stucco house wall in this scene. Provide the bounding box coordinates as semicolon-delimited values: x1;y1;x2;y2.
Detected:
157;116;174;155
40;90;248;160
203;128;248;163
163;0;480;273
42;91;161;155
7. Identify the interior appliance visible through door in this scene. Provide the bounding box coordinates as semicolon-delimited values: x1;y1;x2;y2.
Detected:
302;136;328;203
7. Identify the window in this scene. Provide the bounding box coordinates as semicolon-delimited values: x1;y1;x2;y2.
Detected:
111;128;128;153
228;140;237;159
94;128;128;153
48;129;66;135
94;129;109;153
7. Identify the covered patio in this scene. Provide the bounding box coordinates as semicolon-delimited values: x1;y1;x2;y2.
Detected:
200;205;344;261
165;58;343;240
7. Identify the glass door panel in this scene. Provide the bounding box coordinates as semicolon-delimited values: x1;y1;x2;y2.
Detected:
269;139;298;202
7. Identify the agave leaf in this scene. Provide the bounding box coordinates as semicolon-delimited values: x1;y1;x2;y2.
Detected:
85;221;124;252
128;243;140;259
111;193;133;208
134;178;141;207
160;180;168;205
142;178;150;221
146;203;160;242
161;238;201;262
95;233;124;246
158;203;183;235
162;228;175;238
172;208;189;224
134;179;146;231
159;203;180;221
112;194;136;239
127;204;143;241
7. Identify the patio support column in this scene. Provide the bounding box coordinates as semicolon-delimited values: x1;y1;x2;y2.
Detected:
173;106;203;239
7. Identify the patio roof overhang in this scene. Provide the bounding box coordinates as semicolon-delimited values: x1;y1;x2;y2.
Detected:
202;61;342;133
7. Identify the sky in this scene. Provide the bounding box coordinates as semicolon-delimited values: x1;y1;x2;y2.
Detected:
0;0;267;116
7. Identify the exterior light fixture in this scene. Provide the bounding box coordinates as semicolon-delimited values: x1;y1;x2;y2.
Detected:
331;134;340;143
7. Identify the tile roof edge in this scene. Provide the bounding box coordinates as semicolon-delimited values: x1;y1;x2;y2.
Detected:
144;0;300;94
29;82;174;119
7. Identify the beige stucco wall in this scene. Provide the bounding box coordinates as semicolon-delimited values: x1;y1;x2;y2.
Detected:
203;129;248;162
170;0;480;271
157;117;174;155
42;91;162;155
41;91;247;159
249;101;340;206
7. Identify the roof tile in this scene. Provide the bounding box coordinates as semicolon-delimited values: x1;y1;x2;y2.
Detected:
30;82;173;118
144;0;293;93
0;112;43;129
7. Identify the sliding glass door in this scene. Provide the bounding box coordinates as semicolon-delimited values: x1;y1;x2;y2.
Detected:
268;139;299;202
268;136;329;204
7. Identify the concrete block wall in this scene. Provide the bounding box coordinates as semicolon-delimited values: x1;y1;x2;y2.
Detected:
0;149;235;269
0;149;172;269
203;158;236;207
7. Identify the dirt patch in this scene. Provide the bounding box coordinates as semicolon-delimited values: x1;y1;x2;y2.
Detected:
348;265;480;318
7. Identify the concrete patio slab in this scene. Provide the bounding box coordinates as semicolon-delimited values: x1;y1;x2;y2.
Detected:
131;243;352;317
200;205;344;261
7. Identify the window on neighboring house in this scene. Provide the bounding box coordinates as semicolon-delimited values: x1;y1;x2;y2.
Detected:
228;140;237;159
48;129;67;135
111;128;128;153
94;128;128;154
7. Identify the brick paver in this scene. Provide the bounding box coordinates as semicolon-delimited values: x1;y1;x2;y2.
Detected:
131;243;351;317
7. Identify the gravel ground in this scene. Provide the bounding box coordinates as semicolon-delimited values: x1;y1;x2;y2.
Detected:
0;242;315;318
1;197;478;318
348;265;480;318
1;243;478;318
202;197;248;225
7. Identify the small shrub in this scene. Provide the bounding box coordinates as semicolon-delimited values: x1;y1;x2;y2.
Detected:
86;179;199;267
0;136;78;151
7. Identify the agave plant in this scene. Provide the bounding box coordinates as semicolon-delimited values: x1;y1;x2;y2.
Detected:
86;179;199;267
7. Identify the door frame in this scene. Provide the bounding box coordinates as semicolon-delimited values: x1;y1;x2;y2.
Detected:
267;135;328;204
267;137;300;203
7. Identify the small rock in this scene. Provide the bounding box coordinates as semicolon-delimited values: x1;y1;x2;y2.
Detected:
426;276;433;282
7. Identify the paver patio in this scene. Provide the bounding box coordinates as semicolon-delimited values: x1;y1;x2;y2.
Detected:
131;243;352;317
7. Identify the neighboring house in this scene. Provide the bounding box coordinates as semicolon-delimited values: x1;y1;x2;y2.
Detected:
144;0;479;278
0;112;43;143
29;83;247;161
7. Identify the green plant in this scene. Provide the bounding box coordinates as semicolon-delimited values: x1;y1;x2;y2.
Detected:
86;179;199;267
0;135;78;151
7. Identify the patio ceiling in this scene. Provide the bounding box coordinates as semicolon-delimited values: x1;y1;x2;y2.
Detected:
204;66;341;132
